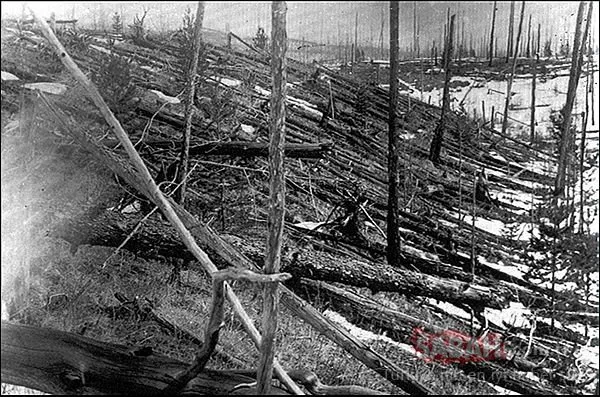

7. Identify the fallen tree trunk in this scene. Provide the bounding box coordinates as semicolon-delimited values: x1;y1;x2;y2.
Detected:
283;245;509;310
0;321;288;395
52;209;589;346
51;209;509;310
150;140;334;159
41;95;432;394
295;278;561;395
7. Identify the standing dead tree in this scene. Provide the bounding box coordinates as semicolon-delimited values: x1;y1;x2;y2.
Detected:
526;14;532;58
428;14;455;164
530;48;538;143
26;6;304;394
257;1;288;394
387;1;401;267
488;1;497;66
176;2;204;205
555;1;593;197
506;1;515;63
500;1;526;136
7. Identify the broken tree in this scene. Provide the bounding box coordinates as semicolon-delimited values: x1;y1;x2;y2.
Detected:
176;1;205;205
429;14;455;164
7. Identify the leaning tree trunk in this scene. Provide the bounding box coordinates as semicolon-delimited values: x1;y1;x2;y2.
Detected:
296;280;559;396
40;87;431;397
28;8;303;393
0;321;289;395
387;1;401;267
429;14;455;164
555;0;592;197
176;1;205;205
488;1;497;66
257;1;288;394
500;1;526;136
506;1;515;63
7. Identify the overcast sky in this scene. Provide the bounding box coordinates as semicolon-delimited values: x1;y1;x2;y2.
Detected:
3;1;598;54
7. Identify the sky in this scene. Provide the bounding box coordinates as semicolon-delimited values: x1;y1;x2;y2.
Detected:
2;1;598;56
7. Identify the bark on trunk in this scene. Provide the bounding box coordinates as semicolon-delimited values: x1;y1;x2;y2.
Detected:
168;141;332;159
501;1;526;136
295;280;559;395
429;14;455;164
555;1;592;196
41;98;431;395
177;2;205;204
257;2;288;393
0;321;287;395
387;1;401;267
283;247;510;309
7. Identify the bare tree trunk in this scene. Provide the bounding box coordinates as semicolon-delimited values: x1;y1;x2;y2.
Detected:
28;7;304;394
506;1;515;63
536;23;541;57
530;51;538;143
428;14;455;164
555;1;591;197
526;14;532;58
176;2;204;205
387;1;401;267
257;2;287;394
379;6;385;60
353;11;358;67
413;1;417;59
501;1;526;136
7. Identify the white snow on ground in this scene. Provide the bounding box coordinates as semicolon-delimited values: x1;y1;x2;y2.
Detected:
484;167;548;191
293;221;326;231
240;124;256;134
492;385;520;395
426;299;471;320
149;89;180;104
23;82;67;95
210;76;241;87
254;85;270;96
478;256;528;280
323;309;420;357
1;71;19;81
419;69;599;139
89;44;112;55
445;209;506;236
485;302;532;329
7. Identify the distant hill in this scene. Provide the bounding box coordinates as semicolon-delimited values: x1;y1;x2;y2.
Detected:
1;1;589;59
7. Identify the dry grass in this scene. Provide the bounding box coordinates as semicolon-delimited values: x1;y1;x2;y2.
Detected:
0;121;499;394
1;33;503;395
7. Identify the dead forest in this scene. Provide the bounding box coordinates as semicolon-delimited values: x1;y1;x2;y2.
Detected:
1;1;599;395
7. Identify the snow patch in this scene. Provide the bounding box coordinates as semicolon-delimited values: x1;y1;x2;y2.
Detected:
23;82;67;95
254;85;270;96
89;44;112;55
478;256;527;280
293;221;325;231
485;302;532;329
1;71;19;81
324;309;419;356
149;89;180;104
212;76;241;87
240;124;256;134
